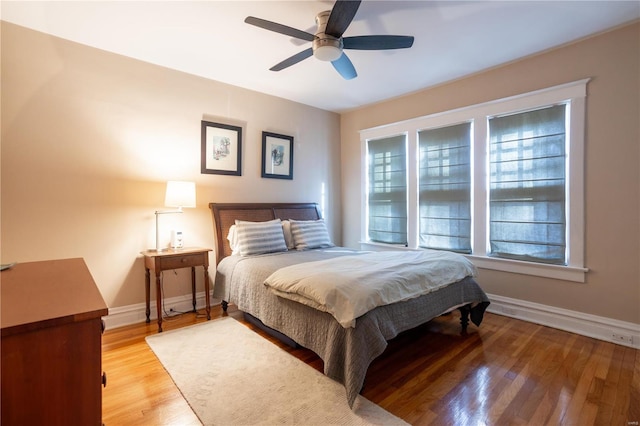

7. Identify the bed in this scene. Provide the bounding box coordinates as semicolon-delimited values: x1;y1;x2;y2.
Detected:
210;202;490;407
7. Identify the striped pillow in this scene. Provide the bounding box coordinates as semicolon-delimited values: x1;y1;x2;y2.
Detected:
235;219;288;256
290;219;334;250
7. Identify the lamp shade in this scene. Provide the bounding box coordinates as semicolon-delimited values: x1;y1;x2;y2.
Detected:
164;181;196;208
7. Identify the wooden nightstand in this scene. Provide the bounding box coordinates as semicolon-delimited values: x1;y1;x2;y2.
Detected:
141;247;212;332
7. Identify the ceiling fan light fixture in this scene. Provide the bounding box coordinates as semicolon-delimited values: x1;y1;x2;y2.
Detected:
314;44;342;61
313;36;343;61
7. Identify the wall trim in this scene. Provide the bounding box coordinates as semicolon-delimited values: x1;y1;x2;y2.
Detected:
104;291;639;349
103;291;220;331
486;293;639;349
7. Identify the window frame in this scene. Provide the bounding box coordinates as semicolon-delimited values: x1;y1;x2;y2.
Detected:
360;79;589;282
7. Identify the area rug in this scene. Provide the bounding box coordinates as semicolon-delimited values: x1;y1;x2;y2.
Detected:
145;317;408;425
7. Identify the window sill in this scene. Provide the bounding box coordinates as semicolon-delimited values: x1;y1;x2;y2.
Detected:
466;255;587;283
359;241;588;283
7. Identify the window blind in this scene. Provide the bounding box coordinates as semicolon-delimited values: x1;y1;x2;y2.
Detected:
367;135;407;245
489;104;566;264
418;123;472;253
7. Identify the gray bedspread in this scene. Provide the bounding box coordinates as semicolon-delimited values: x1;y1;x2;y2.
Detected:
214;248;490;407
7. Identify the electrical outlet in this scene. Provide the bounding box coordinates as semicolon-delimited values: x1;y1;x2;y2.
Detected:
611;333;633;344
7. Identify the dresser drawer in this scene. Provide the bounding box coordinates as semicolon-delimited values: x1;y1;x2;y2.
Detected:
158;253;203;270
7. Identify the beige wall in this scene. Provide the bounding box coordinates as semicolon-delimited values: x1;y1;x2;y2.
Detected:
1;22;341;308
340;22;640;325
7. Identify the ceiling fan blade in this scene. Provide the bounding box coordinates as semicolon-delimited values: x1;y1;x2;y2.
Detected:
270;48;314;71
343;35;415;50
331;53;357;80
325;0;361;38
245;16;315;42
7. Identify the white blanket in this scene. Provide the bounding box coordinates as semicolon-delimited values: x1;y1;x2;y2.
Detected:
264;250;477;328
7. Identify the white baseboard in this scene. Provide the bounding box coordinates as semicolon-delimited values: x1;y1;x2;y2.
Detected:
486;293;640;349
103;291;639;349
103;291;221;330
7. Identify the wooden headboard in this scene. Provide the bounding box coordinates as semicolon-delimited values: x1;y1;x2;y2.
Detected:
209;202;322;265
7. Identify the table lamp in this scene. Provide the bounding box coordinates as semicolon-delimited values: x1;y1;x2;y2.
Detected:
154;181;196;251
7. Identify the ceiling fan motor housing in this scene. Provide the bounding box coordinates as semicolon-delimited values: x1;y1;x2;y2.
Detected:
313;10;343;61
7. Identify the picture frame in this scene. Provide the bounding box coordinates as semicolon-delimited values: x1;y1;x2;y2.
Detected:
201;120;242;176
261;131;294;180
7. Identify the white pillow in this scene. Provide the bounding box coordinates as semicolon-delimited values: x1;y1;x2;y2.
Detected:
289;219;334;250
234;219;288;256
281;220;295;249
227;225;240;255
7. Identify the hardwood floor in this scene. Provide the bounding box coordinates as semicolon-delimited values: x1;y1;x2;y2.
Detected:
102;305;639;425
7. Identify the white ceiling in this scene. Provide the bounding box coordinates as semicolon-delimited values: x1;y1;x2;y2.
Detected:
2;1;639;112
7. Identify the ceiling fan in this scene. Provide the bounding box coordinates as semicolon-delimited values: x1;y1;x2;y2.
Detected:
244;0;414;80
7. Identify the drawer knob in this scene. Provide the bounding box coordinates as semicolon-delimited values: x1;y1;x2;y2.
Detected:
102;372;107;388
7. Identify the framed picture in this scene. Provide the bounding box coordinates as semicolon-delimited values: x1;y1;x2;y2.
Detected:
201;120;242;176
261;131;294;180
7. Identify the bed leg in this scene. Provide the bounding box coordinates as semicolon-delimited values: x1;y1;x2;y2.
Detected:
221;300;228;312
459;305;471;335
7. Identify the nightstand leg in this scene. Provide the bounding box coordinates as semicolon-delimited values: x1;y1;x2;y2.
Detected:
145;268;151;323
191;266;196;312
155;272;163;332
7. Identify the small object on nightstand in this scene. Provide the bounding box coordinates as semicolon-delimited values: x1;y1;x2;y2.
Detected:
171;230;184;248
141;247;212;332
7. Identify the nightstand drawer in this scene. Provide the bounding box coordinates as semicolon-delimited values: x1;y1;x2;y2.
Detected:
158;254;203;270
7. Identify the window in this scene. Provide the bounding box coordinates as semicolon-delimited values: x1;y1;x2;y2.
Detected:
360;80;588;282
418;123;472;253
366;135;407;245
489;105;567;264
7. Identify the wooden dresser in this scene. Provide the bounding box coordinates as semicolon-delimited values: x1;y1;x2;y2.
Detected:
1;258;109;425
